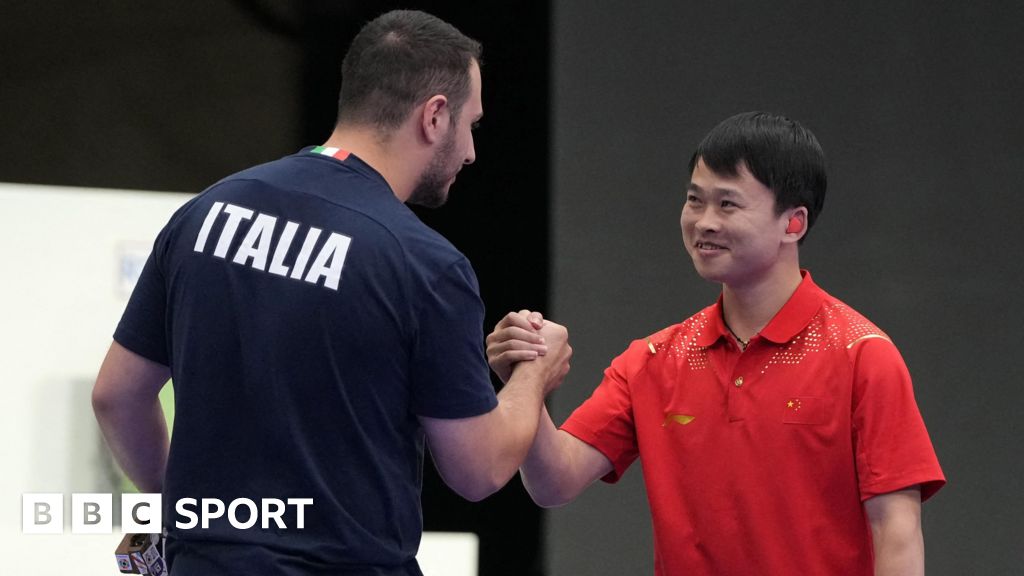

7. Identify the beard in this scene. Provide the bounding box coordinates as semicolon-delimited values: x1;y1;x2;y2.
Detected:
408;128;458;208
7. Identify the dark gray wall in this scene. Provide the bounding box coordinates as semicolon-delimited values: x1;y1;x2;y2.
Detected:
0;2;304;192
550;1;1023;574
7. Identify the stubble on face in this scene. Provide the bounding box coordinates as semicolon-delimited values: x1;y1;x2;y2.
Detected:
407;125;458;208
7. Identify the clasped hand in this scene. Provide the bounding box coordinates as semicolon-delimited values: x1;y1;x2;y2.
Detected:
486;310;572;394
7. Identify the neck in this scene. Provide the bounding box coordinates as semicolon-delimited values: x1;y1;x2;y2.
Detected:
721;264;803;342
321;125;423;202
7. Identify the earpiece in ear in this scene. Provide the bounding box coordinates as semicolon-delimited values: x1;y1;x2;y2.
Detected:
786;217;802;234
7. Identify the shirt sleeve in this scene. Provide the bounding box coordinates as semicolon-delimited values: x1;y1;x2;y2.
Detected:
850;338;946;501
113;229;171;366
408;256;498;419
560;340;648;483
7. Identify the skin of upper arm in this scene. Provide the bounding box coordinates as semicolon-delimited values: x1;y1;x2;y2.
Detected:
418;412;504;501
864;486;922;532
92;341;172;493
863;487;924;575
418;413;492;462
93;341;170;408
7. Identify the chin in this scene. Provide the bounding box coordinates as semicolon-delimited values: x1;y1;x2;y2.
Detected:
691;262;727;284
696;271;725;285
408;190;447;209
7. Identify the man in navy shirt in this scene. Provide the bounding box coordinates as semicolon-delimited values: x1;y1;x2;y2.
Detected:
93;10;571;575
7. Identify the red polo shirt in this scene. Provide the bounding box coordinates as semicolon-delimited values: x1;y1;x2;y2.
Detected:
561;272;945;576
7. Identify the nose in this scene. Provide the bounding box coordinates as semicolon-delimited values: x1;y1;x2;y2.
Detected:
696;211;712;230
464;136;476;165
694;208;720;233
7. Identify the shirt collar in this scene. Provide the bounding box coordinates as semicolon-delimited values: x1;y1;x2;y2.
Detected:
695;270;825;348
696;296;731;347
300;146;393;193
758;270;826;344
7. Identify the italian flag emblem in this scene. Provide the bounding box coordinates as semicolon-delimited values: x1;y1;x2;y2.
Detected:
311;146;350;161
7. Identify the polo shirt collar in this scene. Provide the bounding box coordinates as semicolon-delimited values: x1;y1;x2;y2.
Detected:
696;297;731;347
758;270;826;344
695;270;826;348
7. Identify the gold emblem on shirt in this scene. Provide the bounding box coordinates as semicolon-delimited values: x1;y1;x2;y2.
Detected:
663;414;695;427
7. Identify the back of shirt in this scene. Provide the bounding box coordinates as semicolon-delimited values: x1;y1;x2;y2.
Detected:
114;150;497;575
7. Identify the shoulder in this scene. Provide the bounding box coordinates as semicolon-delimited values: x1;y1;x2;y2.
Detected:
813;291;893;351
612;305;716;376
645;305;717;356
645;307;719;373
806;293;913;388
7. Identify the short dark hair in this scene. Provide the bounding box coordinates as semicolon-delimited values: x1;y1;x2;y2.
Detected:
336;10;482;131
688;111;827;242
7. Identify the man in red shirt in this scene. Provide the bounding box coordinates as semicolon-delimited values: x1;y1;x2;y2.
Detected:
488;111;945;575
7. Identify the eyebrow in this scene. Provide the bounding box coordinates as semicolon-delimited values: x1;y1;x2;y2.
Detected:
686;183;740;196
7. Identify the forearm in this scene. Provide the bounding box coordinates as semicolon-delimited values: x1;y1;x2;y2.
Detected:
422;368;548;502
93;393;169;493
429;316;571;501
521;408;607;507
520;409;572;506
481;371;549;488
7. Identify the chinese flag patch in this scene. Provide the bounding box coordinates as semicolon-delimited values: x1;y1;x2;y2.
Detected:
782;397;830;425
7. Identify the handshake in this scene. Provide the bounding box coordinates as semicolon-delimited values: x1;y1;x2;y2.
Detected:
485;310;573;395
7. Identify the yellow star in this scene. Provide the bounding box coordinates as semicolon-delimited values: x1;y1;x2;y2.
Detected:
787;400;794;408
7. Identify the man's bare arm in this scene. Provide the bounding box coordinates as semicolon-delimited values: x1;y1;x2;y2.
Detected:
420;320;572;501
92;341;171;493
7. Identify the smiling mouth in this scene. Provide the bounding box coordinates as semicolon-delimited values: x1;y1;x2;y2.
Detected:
695;241;726;250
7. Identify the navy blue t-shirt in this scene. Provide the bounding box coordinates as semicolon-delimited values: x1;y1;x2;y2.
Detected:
114;148;498;575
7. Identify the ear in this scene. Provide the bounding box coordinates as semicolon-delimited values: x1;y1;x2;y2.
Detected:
419;95;451;145
783;207;808;243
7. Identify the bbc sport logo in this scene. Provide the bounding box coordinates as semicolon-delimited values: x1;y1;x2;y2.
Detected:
22;493;313;534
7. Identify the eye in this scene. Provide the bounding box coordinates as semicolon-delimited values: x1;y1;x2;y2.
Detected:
686;194;701;204
471;121;481;131
721;200;738;209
